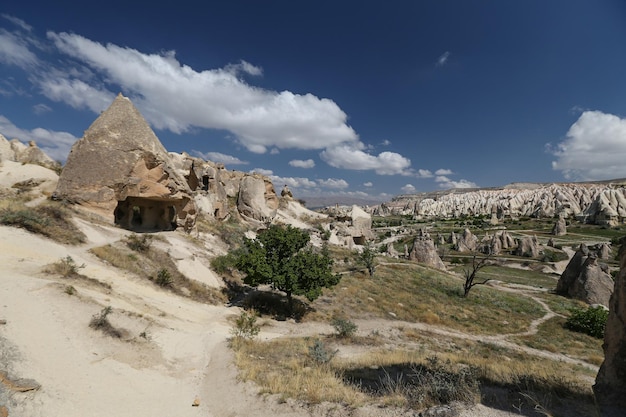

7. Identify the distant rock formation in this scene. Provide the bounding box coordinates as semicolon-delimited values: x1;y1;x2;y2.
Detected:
551;217;567;236
386;242;399;258
455;228;478;252
515;236;540;258
0;134;60;171
370;182;626;226
556;244;614;306
54;94;197;231
281;185;293;198
480;230;515;255
321;205;374;247
594;245;626;415
408;230;445;270
237;174;279;222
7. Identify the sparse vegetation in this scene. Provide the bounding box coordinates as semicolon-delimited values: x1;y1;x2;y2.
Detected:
462;254;493;297
125;233;153;252
45;255;85;278
89;306;122;338
331;317;358;338
357;241;377;277
0;201;85;244
230;310;260;340
308;339;337;364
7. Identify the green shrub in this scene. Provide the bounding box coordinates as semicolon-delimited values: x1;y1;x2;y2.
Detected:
47;255;85;277
565;306;608;339
331;317;358;338
231;310;260;339
154;268;173;287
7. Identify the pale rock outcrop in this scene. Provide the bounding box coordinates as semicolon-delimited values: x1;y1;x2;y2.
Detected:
237;174;279;222
551;217;567;236
53;93;196;231
556;244;613;306
514;236;540;258
281;185;293;198
0;134;60;171
320;205;374;246
594;245;626;415
408;232;446;270
455;228;478;252
370;182;626;225
386;242;399;258
599;243;612;260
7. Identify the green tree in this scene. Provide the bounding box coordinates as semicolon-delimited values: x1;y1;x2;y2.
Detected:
236;224;340;315
358;241;376;277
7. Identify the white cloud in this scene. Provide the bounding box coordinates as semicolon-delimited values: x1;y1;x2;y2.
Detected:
381;139;391;146
38;76;115;113
269;148;280;155
0;115;77;161
435;176;477;189
45;31;360;154
320;144;412;175
550;110;626;180
401;184;416;193
32;103;52;115
435;168;453;175
363;182;373;187
2;15;32;32
192;150;248;165
289;159;315;168
436;51;450;67
251;167;274;176
317;178;349;189
225;60;263;76
0;30;38;68
417;169;433;178
269;175;317;189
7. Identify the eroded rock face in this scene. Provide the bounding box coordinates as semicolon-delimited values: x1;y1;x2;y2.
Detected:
556;244;613;306
455;229;478;253
514;236;540;258
237;174;279;222
53;94;196;231
594;245;626;416
552;217;567;236
408;234;446;270
0;134;60;171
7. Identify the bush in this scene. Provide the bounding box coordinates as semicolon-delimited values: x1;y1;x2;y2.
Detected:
89;306;122;338
0;203;85;244
154;268;173;287
47;255;85;277
308;339;337;365
231;310;260;339
125;233;153;252
565;306;608;339
331;317;358;338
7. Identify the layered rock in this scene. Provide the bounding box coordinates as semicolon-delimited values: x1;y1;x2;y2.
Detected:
594;245;626;415
408;230;446;270
321;205;374;246
371;182;626;225
53;94;197;231
556;244;614;306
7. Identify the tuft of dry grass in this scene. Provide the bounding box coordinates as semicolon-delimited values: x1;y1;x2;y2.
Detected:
0;200;86;244
90;239;227;304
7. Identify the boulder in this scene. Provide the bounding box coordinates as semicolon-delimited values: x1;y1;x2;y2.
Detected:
514;235;539;258
237;174;279;222
408;234;446;270
552;217;567;236
386;242;399;258
455;228;478;252
598;243;612;260
53;93;196;231
0;134;60;171
594;245;626;415
556;244;614;306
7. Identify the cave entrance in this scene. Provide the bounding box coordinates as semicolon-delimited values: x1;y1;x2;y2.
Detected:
114;197;177;232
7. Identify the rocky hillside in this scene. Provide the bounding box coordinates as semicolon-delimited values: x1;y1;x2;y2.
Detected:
371;181;626;226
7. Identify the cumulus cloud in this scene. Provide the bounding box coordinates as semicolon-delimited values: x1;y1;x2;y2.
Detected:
550;110;626;180
417;169;433;178
435;168;453;175
192;150;248;165
0;115;77;161
225;60;263;76
320;144;412;175
436;51;450;67
363;182;373;187
317;178;349;189
289;159;315;168
435;176;477;189
251;167;274;176
401;184;416;193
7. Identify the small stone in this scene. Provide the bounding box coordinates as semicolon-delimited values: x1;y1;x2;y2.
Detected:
192;396;200;407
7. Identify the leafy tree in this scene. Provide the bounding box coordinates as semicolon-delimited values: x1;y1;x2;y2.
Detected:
565;306;608;339
236;224;340;315
358;241;377;277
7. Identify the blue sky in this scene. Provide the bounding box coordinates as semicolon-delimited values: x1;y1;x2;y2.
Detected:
1;1;626;202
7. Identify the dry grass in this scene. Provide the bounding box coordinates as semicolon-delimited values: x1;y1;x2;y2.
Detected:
0;200;86;244
511;316;604;366
309;263;545;335
90;239;227;304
